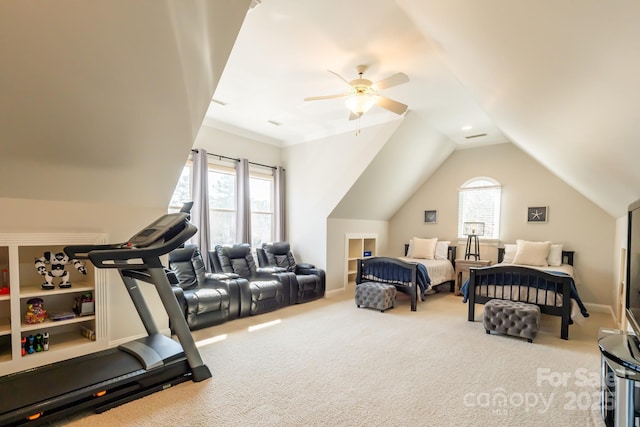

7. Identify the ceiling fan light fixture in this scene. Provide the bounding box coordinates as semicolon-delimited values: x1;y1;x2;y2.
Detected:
345;93;377;115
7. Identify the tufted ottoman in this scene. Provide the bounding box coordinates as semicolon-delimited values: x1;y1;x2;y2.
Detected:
355;282;397;312
483;299;540;343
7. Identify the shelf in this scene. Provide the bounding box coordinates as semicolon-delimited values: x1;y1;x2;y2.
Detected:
21;330;95;357
0;318;10;336
0;294;9;302
344;234;377;291
19;282;94;299
21;315;95;333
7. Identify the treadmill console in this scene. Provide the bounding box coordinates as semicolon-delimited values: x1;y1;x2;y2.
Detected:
127;213;189;248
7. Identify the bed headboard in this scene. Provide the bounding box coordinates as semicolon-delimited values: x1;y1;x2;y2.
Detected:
404;244;457;263
497;247;574;265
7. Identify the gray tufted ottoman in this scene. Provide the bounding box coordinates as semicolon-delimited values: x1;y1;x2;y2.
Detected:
355;282;397;312
483;299;540;342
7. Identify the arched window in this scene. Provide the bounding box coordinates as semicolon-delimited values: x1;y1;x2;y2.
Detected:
458;177;501;239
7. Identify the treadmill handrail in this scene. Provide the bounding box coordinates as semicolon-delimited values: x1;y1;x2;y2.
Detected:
65;222;196;270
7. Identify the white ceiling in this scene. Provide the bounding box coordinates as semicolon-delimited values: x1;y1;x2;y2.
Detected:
203;0;640;218
202;0;508;148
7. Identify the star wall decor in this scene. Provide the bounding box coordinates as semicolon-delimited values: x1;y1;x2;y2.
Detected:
527;206;548;223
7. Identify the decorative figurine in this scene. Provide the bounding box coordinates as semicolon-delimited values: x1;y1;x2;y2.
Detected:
34;251;87;290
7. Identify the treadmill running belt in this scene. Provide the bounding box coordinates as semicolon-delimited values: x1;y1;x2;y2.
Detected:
0;348;143;415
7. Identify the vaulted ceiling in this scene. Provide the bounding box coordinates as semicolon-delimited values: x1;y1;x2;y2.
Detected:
204;0;640;218
2;1;639;219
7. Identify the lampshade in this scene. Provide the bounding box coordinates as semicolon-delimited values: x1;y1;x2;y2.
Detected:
463;222;485;236
345;94;377;116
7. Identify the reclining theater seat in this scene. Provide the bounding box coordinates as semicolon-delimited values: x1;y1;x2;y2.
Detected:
212;243;289;314
168;245;250;329
256;242;325;304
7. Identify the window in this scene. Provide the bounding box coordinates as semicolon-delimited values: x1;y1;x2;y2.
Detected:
458;177;501;240
249;173;273;248
208;164;237;245
169;160;274;247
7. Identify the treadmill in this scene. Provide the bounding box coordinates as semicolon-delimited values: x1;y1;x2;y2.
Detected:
0;212;212;426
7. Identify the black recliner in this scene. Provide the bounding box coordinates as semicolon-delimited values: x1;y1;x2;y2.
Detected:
168;245;250;329
211;243;292;314
256;242;325;304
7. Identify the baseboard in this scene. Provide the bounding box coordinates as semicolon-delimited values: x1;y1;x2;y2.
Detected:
326;288;347;298
584;302;615;322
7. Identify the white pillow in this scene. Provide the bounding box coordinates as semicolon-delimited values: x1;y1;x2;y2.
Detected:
512;240;551;267
547;244;564;267
502;244;517;263
406;240;414;257
412;237;438;259
435;241;450;260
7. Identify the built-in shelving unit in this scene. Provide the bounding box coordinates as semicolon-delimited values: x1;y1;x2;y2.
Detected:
344;233;377;290
0;233;107;376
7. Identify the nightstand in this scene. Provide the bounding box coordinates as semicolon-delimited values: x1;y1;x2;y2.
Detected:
454;259;491;296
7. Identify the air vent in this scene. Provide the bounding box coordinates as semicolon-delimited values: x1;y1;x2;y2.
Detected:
465;133;487;139
267;120;282;126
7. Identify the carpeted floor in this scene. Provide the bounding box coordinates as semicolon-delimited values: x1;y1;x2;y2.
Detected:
55;290;612;426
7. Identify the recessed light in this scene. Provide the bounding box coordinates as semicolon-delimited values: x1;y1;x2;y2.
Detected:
462;125;473;131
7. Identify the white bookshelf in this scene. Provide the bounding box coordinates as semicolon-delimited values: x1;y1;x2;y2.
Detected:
344;233;377;291
0;233;108;376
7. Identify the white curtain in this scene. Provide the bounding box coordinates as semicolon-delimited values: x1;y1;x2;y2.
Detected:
274;166;286;242
190;148;212;271
236;158;252;244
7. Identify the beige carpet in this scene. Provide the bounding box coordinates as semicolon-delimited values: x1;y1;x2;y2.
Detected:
56;290;612;427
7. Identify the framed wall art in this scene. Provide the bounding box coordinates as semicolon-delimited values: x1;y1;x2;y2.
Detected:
527;206;548;223
424;210;437;224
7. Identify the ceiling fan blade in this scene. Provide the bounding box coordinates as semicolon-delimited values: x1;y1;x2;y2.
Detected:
372;72;409;91
327;69;353;87
304;93;347;101
377;96;408;115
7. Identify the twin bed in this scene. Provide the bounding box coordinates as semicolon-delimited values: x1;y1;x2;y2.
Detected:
462;242;589;340
357;238;589;340
355;238;456;311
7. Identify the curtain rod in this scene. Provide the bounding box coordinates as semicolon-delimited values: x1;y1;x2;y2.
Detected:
191;149;277;170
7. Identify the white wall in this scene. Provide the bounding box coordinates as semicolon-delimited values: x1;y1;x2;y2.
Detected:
390;143;616;308
281;122;399;283
194;125;283;167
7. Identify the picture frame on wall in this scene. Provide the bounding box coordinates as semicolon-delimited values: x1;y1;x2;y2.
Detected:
424;210;438;224
527;206;548;223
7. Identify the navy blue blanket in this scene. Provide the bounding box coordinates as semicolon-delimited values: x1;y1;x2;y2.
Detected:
416;263;431;295
460;270;589;317
360;259;431;294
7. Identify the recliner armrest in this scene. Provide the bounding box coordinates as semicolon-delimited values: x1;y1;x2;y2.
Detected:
206;272;240;281
297;262;315;269
296;265;322;276
257;266;287;274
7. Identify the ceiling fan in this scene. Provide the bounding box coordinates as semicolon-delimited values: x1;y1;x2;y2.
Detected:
304;65;409;120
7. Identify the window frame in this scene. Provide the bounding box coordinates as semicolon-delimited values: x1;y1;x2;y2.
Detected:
168;157;275;247
457;176;502;241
